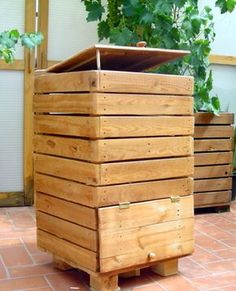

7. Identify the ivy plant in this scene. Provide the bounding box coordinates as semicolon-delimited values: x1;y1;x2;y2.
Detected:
0;29;43;63
82;0;235;114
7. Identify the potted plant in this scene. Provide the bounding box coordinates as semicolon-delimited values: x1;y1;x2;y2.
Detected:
81;0;235;209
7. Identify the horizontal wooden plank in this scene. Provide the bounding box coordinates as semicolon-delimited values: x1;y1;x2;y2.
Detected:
194;165;232;179
34;93;193;115
99;218;194;258
35;154;99;186
36;192;97;229
37;229;97;271
34;135;193;162
34;115;194;138
34;71;99;93
194;126;234;138
37;211;97;251
100;240;194;273
100;157;194;185
34;70;194;95
0;192;24;207
195;112;234;125
209;54;236;66
194;139;233;152
194;178;232;193
98;195;193;231
0;59;24;71
194;191;231;207
35;174;193;207
194;152;233;166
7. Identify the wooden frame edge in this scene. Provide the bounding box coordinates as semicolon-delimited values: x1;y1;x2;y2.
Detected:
0;192;25;207
0;60;24;70
209;54;236;66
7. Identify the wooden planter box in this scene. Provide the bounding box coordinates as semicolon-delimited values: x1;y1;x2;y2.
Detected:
194;112;234;209
34;45;194;290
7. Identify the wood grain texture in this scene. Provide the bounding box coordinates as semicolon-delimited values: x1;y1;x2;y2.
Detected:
37;229;97;271
0;192;24;207
36;192;97;229
152;259;178;276
34;93;193;115
194;139;233;152
195;113;234;125
194;178;232;193
194;165;232;179
36;211;97;251
194;126;234;138
100;157;194;185
99;218;193;258
194;191;231;207
34;135;193;162
34;115;194;138
90;273;118;291
194;152;233;166
98;195;193;231
0;59;24;70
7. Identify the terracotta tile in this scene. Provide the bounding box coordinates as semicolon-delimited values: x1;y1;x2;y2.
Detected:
0;257;7;279
195;234;227;251
0;276;48;290
179;257;211;278
131;283;164;290
8;210;35;228
0;215;14;232
46;270;89;291
32;253;53;265
190;246;221;264
26;288;52;291
1;228;36;239
0;238;21;248
9;263;59;278
210;285;236;291
204;259;236;273
22;235;42;254
213;248;236;259
221;238;236;247
195;225;232;240
119;272;154;289
191;271;236;289
0;245;33;267
151;274;198;291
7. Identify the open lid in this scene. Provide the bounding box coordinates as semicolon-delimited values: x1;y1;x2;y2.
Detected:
46;44;189;73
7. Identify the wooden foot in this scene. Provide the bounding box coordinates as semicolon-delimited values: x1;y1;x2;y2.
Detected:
90;273;119;291
151;258;178;276
120;269;140;278
53;255;73;271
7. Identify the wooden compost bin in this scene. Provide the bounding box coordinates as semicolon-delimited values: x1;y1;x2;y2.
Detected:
194;112;234;209
34;44;194;291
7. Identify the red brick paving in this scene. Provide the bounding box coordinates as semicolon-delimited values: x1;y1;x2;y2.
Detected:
0;202;235;290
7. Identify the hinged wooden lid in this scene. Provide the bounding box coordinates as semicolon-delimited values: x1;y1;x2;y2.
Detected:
46;44;189;73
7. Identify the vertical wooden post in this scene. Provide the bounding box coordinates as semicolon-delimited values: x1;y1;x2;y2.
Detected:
24;0;36;205
90;273;119;291
151;258;178;276
37;0;49;69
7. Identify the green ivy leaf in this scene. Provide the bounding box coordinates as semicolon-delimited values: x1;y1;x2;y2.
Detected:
98;21;110;40
21;32;43;49
84;1;105;21
109;27;133;45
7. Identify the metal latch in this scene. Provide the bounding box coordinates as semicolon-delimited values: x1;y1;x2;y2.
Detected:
119;202;130;209
170;196;180;203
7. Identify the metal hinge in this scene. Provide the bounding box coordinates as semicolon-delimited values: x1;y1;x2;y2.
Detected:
119;202;130;209
170;195;180;203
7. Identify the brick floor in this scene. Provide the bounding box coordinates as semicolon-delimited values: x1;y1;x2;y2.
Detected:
0;202;235;291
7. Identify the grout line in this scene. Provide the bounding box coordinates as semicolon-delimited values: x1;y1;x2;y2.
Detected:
43;274;55;291
0;255;10;279
19;237;36;266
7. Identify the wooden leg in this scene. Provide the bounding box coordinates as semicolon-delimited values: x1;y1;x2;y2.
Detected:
53;255;73;271
90;273;119;291
120;269;140;278
151;258;178;276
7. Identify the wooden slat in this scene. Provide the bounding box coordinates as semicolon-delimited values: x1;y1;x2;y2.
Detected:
194;126;234;138
34;93;193;115
194;165;232;179
35;174;193;207
209;54;236;66
194;139;233;152
194;152;233;166
99;218;193;258
36;211;97;251
34;115;194;138
37;230;97;271
98;195;193;231
100;157;193;185
194;191;231;207
195;113;234;125
0;59;24;70
34;70;194;95
34;154;99;185
100;240;193;273
36;192;97;229
34;135;193;162
99;71;194;95
194;178;232;193
24;0;36;205
0;192;24;207
35;173;96;206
